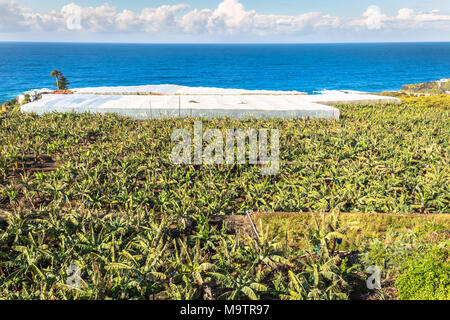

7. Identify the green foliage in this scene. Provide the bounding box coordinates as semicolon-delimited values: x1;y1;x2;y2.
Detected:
2;98;18;107
380;92;450;110
58;76;70;90
0;102;448;300
396;247;449;300
1;98;18;114
401;81;444;95
256;213;449;252
50;69;62;90
271;215;355;300
50;69;70;90
400;95;450;110
1;103;448;216
355;222;449;300
257;212;449;300
441;81;450;91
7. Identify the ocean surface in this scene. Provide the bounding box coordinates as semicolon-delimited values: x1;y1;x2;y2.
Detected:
1;42;449;102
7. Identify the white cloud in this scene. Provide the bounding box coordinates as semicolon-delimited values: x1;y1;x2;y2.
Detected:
397;8;414;20
179;8;213;33
115;9;138;31
1;0;449;37
0;0;29;31
394;7;450;31
213;0;254;30
363;5;387;30
139;4;190;32
179;0;331;35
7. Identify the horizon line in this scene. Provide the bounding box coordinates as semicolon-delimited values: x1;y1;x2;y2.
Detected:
0;40;449;45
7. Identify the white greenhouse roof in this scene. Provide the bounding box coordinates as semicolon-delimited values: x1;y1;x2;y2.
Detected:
21;85;401;120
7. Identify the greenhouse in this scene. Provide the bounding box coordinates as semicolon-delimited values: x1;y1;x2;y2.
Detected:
21;85;401;120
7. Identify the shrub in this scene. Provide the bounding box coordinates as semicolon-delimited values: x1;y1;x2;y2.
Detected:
395;247;449;300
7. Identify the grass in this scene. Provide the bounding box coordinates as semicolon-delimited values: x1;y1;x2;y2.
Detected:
0;98;449;300
380;93;450;110
254;212;450;251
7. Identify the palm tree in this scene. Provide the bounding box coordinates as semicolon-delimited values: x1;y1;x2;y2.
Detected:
50;69;62;90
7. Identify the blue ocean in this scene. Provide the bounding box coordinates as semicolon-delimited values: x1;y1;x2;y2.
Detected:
1;42;449;103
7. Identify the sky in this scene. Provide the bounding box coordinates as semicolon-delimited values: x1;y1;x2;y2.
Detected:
1;0;450;42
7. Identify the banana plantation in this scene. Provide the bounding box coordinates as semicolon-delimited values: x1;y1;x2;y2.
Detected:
0;100;448;300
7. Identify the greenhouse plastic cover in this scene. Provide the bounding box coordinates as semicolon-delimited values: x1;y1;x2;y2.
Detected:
71;85;306;95
21;85;401;120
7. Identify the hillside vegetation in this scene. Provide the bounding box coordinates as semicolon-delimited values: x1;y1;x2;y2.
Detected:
400;80;450;95
0;99;448;300
380;92;450;110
